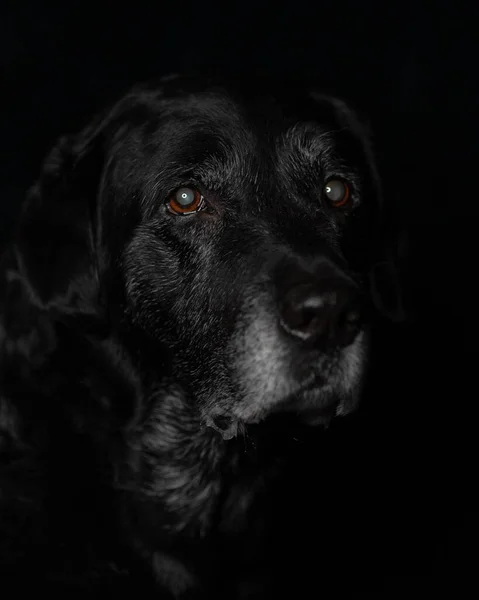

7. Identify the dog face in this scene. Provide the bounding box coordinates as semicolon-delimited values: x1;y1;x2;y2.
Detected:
16;76;385;439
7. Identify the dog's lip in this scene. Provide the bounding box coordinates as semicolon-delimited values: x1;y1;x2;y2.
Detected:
208;390;341;435
205;370;347;436
208;400;340;438
273;388;341;424
296;402;340;426
205;413;244;440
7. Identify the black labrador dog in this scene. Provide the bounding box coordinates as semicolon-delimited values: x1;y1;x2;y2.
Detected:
0;75;398;596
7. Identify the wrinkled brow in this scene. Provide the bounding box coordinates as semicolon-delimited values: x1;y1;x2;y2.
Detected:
139;123;258;210
277;122;358;175
280;123;340;161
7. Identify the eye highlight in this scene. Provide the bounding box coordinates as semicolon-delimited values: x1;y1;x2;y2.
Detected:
324;179;351;208
167;186;205;215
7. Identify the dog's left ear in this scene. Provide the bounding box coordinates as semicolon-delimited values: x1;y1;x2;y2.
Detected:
310;92;407;323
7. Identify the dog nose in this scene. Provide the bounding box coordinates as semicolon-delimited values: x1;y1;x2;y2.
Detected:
279;279;361;347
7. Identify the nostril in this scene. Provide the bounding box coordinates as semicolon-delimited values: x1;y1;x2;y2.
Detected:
345;308;361;326
331;300;363;346
279;281;362;346
294;295;327;329
279;284;326;340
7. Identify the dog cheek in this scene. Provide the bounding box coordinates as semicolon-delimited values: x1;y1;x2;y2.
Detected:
227;296;294;421
335;329;370;413
123;254;183;337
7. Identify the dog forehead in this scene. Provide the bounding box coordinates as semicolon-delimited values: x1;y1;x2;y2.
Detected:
110;84;356;202
138;88;341;168
160;88;337;135
132;92;255;166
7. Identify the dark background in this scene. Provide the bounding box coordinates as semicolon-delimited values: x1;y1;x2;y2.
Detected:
1;0;478;596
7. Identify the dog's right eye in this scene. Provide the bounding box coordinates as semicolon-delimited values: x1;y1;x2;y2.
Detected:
167;187;205;215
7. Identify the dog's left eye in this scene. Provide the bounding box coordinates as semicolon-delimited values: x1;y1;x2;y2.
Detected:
167;187;205;215
324;179;351;208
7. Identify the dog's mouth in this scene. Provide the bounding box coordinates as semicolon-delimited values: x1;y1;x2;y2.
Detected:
205;384;345;440
206;401;341;440
205;327;367;440
296;401;341;426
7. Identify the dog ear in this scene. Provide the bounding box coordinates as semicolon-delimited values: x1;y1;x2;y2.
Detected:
310;92;407;323
13;93;143;323
15;129;103;318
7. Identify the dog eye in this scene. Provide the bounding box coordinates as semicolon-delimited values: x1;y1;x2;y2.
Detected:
324;179;351;208
168;187;205;215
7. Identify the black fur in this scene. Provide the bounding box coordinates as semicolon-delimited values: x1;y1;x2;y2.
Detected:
0;75;399;597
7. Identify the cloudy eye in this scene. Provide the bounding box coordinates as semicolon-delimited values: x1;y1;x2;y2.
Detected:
324;179;351;208
167;187;204;215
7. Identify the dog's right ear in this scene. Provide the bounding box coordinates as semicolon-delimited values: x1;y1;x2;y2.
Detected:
13;92;146;321
15;129;103;318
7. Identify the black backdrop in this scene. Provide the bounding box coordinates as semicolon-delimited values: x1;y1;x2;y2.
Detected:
1;0;478;596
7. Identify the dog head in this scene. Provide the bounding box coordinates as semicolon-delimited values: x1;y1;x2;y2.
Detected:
15;75;400;438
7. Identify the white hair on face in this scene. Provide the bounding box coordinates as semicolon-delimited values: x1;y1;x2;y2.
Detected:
230;292;368;423
229;293;295;422
338;331;367;393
